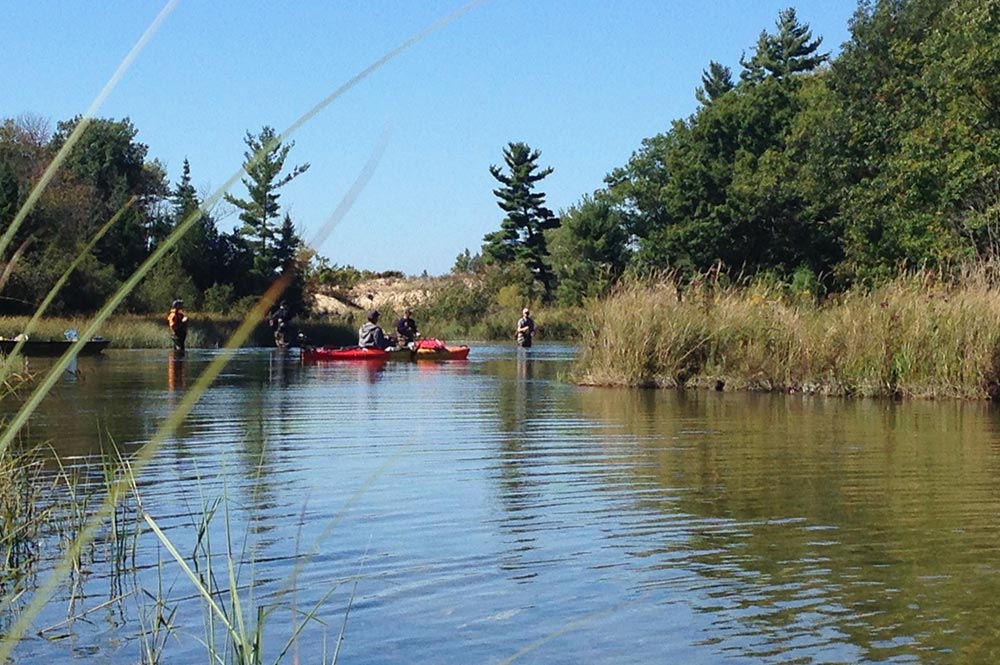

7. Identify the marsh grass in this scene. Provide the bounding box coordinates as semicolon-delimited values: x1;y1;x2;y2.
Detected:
0;2;485;661
575;268;1000;399
0;446;43;592
0;314;353;349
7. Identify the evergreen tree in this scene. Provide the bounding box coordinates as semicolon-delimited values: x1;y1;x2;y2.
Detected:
482;142;560;297
169;158;228;296
740;8;828;83
223;126;309;291
695;61;734;105
273;213;301;272
452;248;484;274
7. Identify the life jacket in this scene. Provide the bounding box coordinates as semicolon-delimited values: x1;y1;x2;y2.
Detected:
167;308;187;332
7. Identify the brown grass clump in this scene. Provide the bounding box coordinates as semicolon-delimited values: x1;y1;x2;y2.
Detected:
573;268;1000;400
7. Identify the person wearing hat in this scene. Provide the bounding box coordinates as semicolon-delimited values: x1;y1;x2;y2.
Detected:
358;309;392;350
395;308;418;345
167;299;189;352
268;300;293;347
515;307;535;348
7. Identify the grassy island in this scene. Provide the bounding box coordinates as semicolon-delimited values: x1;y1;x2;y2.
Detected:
573;270;1000;400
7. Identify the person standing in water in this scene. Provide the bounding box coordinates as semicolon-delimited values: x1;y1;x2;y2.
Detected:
167;299;189;352
269;300;293;347
515;307;535;348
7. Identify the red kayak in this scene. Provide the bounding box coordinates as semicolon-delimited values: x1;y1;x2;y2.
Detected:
302;339;470;362
302;346;402;361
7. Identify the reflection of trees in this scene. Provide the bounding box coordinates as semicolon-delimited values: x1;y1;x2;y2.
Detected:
576;388;1000;661
3;351;307;551
481;351;573;579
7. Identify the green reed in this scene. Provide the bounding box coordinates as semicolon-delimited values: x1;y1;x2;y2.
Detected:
0;3;484;661
0;314;354;349
574;268;1000;399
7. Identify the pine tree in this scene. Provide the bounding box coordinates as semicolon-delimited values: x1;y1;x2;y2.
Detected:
170;158;226;294
223;126;309;290
482;142;560;297
695;61;734;105
740;8;828;83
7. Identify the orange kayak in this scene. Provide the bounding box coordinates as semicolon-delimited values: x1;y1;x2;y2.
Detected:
411;338;470;360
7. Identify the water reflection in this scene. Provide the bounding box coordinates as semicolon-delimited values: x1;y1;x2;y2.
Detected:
167;351;184;390
6;346;1000;663
574;388;1000;662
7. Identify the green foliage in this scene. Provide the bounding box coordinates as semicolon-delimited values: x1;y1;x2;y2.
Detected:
0;116;266;316
133;251;200;313
548;195;629;306
739;7;829;83
428;276;495;329
51;116;169;280
695;61;734;105
223;126;310;297
451;248;484;274
482;142;560;298
588;1;1000;290
169;158;231;294
829;0;1000;282
311;263;405;289
202;282;237;314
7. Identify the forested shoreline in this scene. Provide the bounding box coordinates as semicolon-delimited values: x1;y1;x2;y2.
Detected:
3;0;999;349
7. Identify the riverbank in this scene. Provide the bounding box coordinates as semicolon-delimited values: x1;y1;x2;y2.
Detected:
573;272;1000;400
313;275;583;341
0;315;356;349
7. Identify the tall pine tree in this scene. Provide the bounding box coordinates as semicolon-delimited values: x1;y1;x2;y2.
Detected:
740;8;828;83
482;142;560;298
223;126;309;292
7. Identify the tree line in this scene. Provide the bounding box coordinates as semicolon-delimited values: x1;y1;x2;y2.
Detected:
3;0;995;320
471;0;1000;306
0;118;310;316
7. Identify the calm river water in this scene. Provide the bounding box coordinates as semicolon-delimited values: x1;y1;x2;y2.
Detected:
6;344;1000;663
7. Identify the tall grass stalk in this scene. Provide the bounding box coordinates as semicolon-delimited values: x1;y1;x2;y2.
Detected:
0;1;176;269
142;490;342;665
575;268;1000;399
0;3;484;660
0;197;135;368
0;446;43;591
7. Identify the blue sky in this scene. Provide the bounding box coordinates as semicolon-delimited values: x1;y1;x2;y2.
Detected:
3;1;858;276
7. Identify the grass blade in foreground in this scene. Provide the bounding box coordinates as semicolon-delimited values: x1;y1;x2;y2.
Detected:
0;4;485;656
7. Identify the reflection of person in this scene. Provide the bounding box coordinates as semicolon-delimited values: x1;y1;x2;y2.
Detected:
396;308;418;344
168;352;185;390
269;300;293;347
515;307;535;348
167;299;189;352
359;309;392;350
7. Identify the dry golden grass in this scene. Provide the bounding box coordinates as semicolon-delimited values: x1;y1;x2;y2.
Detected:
574;269;1000;399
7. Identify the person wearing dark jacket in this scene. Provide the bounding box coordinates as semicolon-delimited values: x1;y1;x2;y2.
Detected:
269;301;293;347
515;307;535;348
358;309;392;350
396;308;418;344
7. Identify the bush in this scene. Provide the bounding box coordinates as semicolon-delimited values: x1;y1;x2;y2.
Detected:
202;282;236;314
